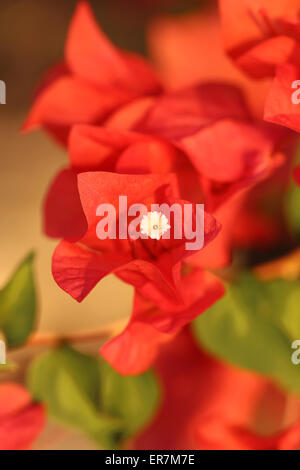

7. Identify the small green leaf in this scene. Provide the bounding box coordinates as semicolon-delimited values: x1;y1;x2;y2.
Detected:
27;345;120;448
100;361;160;440
0;253;36;347
27;346;160;448
193;273;300;394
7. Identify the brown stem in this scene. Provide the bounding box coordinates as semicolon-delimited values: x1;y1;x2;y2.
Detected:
19;319;127;349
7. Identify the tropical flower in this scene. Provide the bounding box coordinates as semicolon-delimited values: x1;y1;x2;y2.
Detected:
23;1;293;379
52;171;220;310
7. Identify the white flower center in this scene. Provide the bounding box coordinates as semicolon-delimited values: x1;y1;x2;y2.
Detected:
140;211;171;240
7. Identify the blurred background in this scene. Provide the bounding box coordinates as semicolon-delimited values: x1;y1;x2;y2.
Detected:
2;0;300;451
0;0;209;449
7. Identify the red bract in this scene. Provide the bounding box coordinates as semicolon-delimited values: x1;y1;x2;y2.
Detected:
131;328;300;450
100;269;224;375
219;0;300;79
135;85;282;206
264;63;300;133
0;383;45;450
22;1;162;145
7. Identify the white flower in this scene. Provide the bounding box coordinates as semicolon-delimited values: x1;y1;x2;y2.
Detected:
140;211;171;240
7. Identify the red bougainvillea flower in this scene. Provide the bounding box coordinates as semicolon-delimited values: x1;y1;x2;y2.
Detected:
132;328;300;450
100;269;224;375
52;171;220;310
148;8;270;117
219;0;300;79
0;382;45;450
22;1;162;145
45;123;224;374
48;127;224;375
44;83;283;268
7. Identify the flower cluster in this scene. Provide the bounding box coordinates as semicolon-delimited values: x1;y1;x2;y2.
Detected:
16;0;300;450
23;1;287;376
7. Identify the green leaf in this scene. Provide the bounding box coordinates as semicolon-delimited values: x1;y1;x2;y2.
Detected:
27;345;120;448
193;273;300;394
0;253;36;347
27;346;160;448
100;361;160;440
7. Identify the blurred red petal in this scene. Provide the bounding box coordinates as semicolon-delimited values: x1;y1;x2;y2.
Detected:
0;383;45;451
181;120;272;183
23;76;134;142
0;403;45;451
66;1;161;94
69;125;142;172
137;84;250;141
148;9;269;116
132;328;273;450
101;270;224;375
0;383;32;419
219;0;300;78
235;36;300;79
101;321;166;376
264;63;300;133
